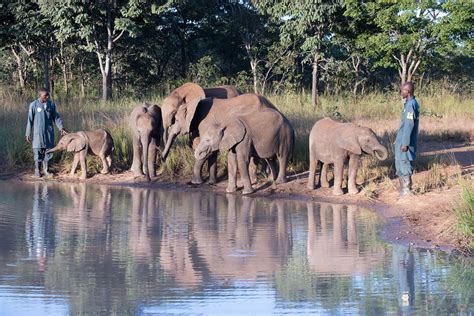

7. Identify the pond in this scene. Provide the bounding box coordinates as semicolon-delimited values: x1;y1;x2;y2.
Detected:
0;181;472;315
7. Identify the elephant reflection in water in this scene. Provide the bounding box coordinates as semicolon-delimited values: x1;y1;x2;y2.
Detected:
159;192;204;287
128;188;161;261
25;182;56;271
159;192;292;287
194;195;292;280
306;203;384;276
57;183;112;237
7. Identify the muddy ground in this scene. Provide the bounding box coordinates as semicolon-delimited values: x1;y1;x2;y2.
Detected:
9;138;473;255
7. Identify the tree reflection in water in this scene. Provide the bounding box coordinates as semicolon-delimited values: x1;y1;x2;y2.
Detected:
0;181;471;315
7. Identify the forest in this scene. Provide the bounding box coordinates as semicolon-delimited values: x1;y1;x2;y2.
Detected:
0;0;472;103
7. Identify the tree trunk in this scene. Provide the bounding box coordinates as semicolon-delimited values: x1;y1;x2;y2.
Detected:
80;59;85;97
351;55;361;96
311;55;320;108
251;59;258;93
101;3;114;102
43;53;49;91
11;48;25;89
63;65;68;95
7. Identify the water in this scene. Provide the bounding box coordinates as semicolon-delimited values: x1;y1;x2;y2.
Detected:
0;181;472;315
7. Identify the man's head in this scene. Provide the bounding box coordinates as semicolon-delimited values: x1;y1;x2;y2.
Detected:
400;82;414;99
38;88;50;103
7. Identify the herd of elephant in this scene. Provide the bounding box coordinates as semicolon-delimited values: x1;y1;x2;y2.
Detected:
47;82;389;196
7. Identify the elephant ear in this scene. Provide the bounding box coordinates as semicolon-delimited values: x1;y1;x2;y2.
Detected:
147;104;162;121
67;132;88;152
184;98;202;133
179;82;206;103
220;119;246;151
335;126;362;155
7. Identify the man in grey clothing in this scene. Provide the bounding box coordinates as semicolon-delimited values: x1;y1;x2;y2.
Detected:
26;88;67;177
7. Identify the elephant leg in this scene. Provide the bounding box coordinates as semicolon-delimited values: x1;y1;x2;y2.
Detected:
320;163;330;188
249;157;258;184
70;153;79;176
276;154;288;184
191;158;205;184
131;134;143;177
307;157;317;190
99;153;109;174
348;154;360;195
106;155;112;169
332;160;344;195
140;134;150;180
207;152;217;184
267;159;278;182
148;138;158;179
79;151;87;180
237;151;253;195
226;151;238;193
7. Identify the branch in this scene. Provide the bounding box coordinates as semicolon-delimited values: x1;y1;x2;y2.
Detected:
19;42;35;56
409;59;421;78
392;54;400;62
406;47;414;62
262;46;291;83
113;29;126;43
10;47;19;59
351;55;360;72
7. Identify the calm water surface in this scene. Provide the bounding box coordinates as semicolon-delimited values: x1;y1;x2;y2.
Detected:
0;181;472;315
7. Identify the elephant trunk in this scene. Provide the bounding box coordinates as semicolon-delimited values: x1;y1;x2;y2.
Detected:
162;128;178;160
141;133;150;177
374;146;388;161
45;146;60;154
194;143;210;161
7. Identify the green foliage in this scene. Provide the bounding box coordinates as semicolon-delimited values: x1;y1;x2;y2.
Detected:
452;178;474;244
0;1;471;96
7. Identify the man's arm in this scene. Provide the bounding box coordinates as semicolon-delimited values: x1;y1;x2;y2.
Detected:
52;103;67;135
25;103;34;143
400;103;415;151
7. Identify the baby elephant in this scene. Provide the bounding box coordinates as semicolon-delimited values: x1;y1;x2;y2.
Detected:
129;103;163;180
307;118;388;195
195;114;294;195
46;129;114;179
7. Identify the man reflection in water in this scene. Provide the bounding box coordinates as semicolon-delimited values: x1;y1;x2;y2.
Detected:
392;245;415;313
25;182;56;272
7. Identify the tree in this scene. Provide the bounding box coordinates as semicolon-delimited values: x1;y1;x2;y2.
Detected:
42;0;146;101
256;0;345;107
0;1;55;90
346;0;471;85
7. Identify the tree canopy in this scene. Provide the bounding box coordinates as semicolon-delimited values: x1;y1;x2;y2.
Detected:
0;0;471;102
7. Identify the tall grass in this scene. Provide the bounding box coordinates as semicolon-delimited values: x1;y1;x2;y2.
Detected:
0;85;472;185
452;178;474;248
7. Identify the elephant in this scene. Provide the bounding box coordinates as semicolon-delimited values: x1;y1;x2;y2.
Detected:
46;129;114;179
161;82;240;139
162;93;288;186
129;103;163;180
307;117;388;195
193;106;294;194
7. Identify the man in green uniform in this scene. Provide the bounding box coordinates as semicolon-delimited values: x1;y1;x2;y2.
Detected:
25;88;67;177
395;82;420;198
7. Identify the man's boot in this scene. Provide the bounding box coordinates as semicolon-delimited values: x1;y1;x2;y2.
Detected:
398;176;412;198
34;161;41;177
42;160;52;178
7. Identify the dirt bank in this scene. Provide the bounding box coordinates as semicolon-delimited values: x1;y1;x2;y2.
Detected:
5;140;474;255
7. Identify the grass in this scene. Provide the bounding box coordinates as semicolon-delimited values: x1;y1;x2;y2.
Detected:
452;178;474;249
0;85;472;192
